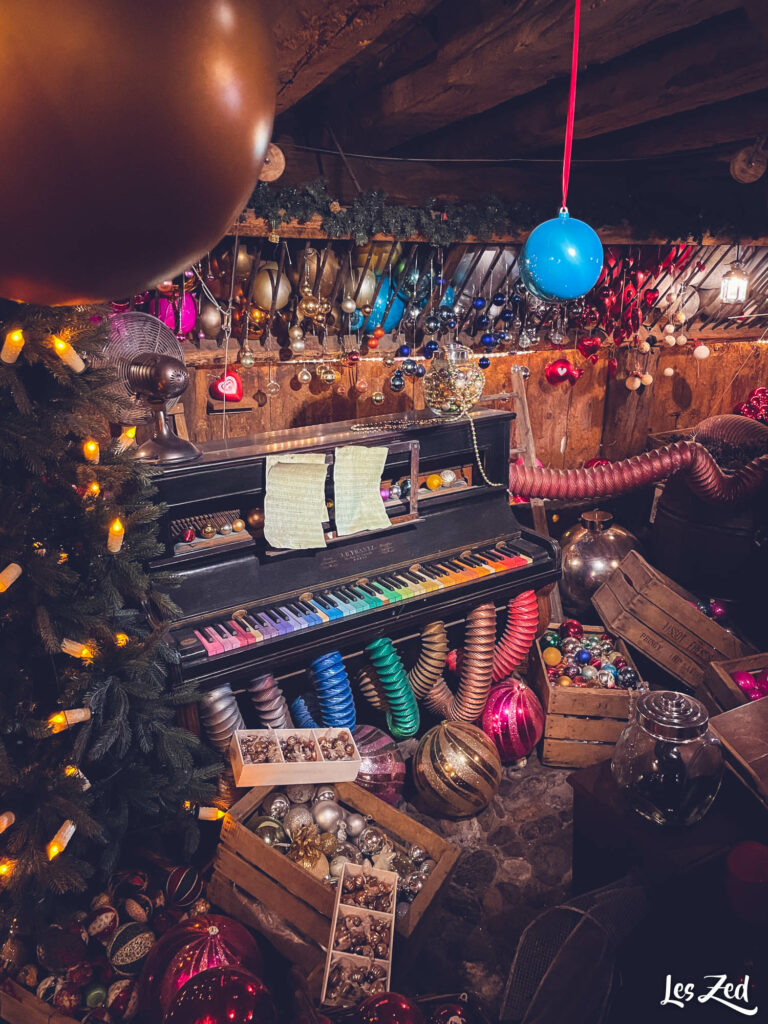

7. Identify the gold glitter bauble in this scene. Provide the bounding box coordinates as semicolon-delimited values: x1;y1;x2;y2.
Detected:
319;832;339;857
412;721;501;819
371;391;385;405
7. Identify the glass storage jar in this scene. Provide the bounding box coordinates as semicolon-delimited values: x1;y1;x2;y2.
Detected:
611;690;723;826
422;343;485;419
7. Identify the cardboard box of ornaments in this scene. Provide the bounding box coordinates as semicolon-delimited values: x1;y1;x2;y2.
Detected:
209;781;459;989
528;622;643;769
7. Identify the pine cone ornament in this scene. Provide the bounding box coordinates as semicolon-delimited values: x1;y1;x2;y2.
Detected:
288;824;323;869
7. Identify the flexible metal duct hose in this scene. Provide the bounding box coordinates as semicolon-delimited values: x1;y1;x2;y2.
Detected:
509;441;768;505
408;621;450;699
248;673;293;730
492;590;540;683
694;414;768;446
426;603;497;722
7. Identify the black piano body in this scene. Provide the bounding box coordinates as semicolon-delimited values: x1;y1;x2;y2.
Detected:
151;409;560;695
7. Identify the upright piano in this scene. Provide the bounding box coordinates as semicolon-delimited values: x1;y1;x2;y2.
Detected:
152;409;560;699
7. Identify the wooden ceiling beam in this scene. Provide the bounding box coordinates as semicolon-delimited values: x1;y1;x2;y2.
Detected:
264;0;444;113
340;0;741;151
571;90;768;160
406;10;768;158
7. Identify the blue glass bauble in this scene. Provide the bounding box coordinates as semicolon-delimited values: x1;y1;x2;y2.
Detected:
492;293;505;305
500;309;515;322
476;314;490;328
362;276;406;333
402;359;417;376
396;344;411;357
472;297;486;310
576;649;591;664
520;209;603;301
478;356;490;369
481;333;495;346
496;331;507;341
415;363;426;377
423;350;434;360
424;340;439;353
447;318;457;329
390;372;406;393
436;276;445;286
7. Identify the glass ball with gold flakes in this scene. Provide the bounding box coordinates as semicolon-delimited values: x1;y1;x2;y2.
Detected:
412;721;502;819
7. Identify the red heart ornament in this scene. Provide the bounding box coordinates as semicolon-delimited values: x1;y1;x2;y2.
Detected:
643;288;659;307
577;336;601;361
210;366;243;402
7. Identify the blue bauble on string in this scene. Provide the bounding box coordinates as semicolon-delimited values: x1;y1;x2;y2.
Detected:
500;309;515;322
476;314;490;328
424;340;439;354
397;344;411;357
415;363;426;377
481;333;495;346
478;356;490;369
472;296;486;310
402;359;417;376
520;209;603;301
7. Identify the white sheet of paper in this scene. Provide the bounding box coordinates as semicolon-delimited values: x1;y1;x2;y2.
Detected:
333;445;391;537
263;455;328;549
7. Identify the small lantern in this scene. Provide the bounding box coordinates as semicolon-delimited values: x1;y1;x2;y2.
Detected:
720;251;750;304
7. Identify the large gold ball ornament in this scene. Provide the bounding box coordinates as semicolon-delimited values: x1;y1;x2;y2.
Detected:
354;242;403;275
412;721;502;819
343;268;376;308
300;296;320;318
293;249;340;297
252;263;291;311
0;0;275;304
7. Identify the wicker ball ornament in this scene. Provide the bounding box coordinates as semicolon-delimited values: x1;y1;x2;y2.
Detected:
481;680;545;763
412;722;502;819
107;922;156;977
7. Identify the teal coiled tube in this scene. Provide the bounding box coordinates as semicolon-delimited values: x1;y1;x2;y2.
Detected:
365;637;420;739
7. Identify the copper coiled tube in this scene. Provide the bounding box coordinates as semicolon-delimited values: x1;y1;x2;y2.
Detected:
492;590;539;683
248;673;293;730
356;664;386;711
408;621;449;699
509;437;768;506
426;603;497;722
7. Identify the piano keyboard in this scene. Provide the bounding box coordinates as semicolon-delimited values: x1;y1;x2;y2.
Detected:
174;539;533;662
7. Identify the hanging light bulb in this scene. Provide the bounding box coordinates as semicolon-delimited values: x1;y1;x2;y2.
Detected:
720;246;750;304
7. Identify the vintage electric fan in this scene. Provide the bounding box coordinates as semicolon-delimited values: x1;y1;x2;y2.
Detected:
94;311;201;464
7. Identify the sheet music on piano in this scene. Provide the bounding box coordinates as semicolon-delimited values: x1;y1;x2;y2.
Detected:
333;445;391;537
263;452;328;550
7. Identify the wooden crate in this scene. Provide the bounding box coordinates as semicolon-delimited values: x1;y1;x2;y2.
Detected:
703;654;768;712
528;623;640;768
0;980;74;1024
593;550;755;694
213;781;460;961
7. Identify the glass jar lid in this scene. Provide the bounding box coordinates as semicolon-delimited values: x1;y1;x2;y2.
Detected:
635;690;710;741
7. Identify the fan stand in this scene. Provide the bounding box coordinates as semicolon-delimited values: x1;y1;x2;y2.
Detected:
134;398;201;464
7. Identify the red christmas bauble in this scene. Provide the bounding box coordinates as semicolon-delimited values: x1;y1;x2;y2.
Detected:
481;680;545;762
138;915;262;1024
544;358;573;385
576;336;600;363
643;287;659;306
567;364;583;383
163;966;276;1024
560;619;584;639
427;1000;473;1024
352;725;406;805
165;866;203;908
373;326;386;339
367;337;380;350
355;992;426;1024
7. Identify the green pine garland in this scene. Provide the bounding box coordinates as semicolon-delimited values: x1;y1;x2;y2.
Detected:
245;178;768;244
0;304;220;933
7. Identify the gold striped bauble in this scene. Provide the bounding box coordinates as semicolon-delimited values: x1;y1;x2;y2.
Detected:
412;721;502;819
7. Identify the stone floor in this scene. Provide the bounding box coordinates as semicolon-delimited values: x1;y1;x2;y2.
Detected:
399;754;574;1014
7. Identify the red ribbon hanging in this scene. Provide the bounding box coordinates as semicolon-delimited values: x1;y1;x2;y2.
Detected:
561;0;582;212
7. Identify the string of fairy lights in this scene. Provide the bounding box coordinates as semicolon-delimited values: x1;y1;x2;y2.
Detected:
0;326;223;876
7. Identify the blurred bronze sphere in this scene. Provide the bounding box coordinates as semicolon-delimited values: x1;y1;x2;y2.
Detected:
0;0;275;304
246;508;265;533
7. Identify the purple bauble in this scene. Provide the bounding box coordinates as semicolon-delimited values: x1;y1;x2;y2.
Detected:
481;680;545;763
380;486;391;501
352;725;406;805
148;293;196;335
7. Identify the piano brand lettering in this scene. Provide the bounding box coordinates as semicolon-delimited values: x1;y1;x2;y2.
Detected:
661;974;757;1015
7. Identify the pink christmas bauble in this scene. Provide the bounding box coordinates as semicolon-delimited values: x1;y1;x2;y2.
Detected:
163;966;276;1024
352;725;406;805
149;293;196;335
731;670;757;697
138;916;262;1024
482;680;545;762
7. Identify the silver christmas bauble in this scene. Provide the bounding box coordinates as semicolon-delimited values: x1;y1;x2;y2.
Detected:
286;784;316;804
560;510;641;617
239;350;255;368
283;804;313;838
297;367;312;384
313;800;344;834
329;855;350;878
336;841;363;865
291;338;306;354
261;792;290;820
336;824;348;843
341;297;357;314
313;785;337;805
408;844;427;865
597;670;615;688
357;826;386;855
288;325;304;343
581;665;598;682
419;858;437;876
405;872;424;897
344;812;366;838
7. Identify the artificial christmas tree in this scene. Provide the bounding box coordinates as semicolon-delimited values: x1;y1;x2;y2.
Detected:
0;301;219;934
